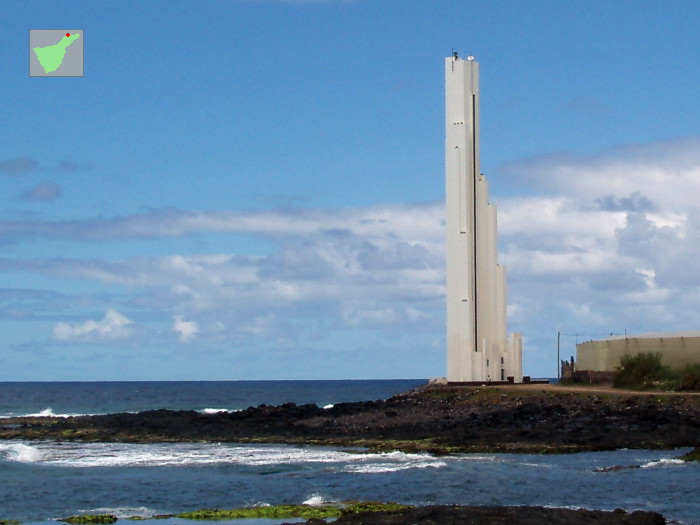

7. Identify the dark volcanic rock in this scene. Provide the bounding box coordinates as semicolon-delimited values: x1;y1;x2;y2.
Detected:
1;385;698;454
282;506;666;525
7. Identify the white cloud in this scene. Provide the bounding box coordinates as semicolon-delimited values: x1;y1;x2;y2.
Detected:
497;137;700;360
53;309;133;342
505;137;700;208
173;315;199;343
6;137;700;377
0;202;443;245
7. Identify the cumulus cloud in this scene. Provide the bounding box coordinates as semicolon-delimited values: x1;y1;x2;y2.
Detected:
3;203;444;306
3;137;700;376
173;315;199;342
21;182;62;202
504;137;700;207
498;136;700;346
0;201;446;356
595;192;655;213
53;309;133;342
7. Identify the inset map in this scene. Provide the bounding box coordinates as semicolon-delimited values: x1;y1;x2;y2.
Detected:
30;29;84;77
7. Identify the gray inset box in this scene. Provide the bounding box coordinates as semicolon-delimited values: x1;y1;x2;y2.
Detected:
30;29;84;77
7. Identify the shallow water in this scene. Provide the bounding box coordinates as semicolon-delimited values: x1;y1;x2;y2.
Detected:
1;381;697;524
1;441;698;524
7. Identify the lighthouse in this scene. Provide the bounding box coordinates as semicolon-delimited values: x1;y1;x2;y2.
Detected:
445;53;522;383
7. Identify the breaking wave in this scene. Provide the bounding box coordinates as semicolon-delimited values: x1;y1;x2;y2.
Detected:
201;408;231;414
640;458;686;469
0;441;450;473
0;407;89;418
77;507;159;519
303;493;330;506
0;442;43;463
341;450;447;473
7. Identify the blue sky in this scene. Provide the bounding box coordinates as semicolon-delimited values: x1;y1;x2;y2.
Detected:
2;0;699;380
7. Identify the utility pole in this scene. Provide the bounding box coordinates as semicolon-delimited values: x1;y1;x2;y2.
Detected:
557;331;561;380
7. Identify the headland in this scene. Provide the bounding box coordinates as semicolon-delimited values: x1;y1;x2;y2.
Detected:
2;383;698;455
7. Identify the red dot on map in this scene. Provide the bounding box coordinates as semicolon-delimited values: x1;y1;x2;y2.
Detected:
66;33;70;37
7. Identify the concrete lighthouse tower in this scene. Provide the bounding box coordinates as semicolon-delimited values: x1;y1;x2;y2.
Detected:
445;53;522;383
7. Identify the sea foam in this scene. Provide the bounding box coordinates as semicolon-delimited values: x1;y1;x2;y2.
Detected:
341;450;447;474
303;493;329;506
641;458;686;469
7;441;451;473
78;507;158;519
1;407;87;418
0;443;43;463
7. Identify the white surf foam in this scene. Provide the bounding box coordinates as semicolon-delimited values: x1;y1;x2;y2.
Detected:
201;408;229;414
323;404;334;410
303;493;330;506
342;451;447;474
9;442;451;473
0;442;43;463
29;408;60;417
640;458;686;469
1;407;89;418
78;507;158;518
455;454;499;462
20;442;357;468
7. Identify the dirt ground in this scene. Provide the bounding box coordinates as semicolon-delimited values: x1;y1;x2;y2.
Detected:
497;382;700;396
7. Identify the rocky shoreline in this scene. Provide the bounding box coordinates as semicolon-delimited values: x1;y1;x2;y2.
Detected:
49;504;667;525
1;384;698;455
285;505;667;525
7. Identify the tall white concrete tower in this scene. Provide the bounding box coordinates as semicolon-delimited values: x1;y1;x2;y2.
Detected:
445;53;522;383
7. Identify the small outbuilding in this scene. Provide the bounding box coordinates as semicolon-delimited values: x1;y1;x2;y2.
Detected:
576;331;700;372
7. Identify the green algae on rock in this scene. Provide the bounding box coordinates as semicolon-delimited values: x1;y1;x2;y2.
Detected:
678;447;700;462
61;515;118;524
151;502;413;521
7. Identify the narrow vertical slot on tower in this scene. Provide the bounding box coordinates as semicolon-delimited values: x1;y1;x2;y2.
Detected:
457;146;467;233
471;93;479;350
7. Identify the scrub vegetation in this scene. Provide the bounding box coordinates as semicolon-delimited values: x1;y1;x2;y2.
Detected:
613;352;700;391
678;363;700;391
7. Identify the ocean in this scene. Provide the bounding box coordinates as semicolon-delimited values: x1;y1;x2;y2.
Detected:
1;381;698;525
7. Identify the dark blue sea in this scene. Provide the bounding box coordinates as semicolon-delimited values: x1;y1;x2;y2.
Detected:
1;381;698;525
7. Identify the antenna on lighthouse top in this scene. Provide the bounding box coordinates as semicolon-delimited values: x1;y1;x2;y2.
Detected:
452;48;459;59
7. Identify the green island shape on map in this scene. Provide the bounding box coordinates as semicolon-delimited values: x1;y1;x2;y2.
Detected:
34;33;80;73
